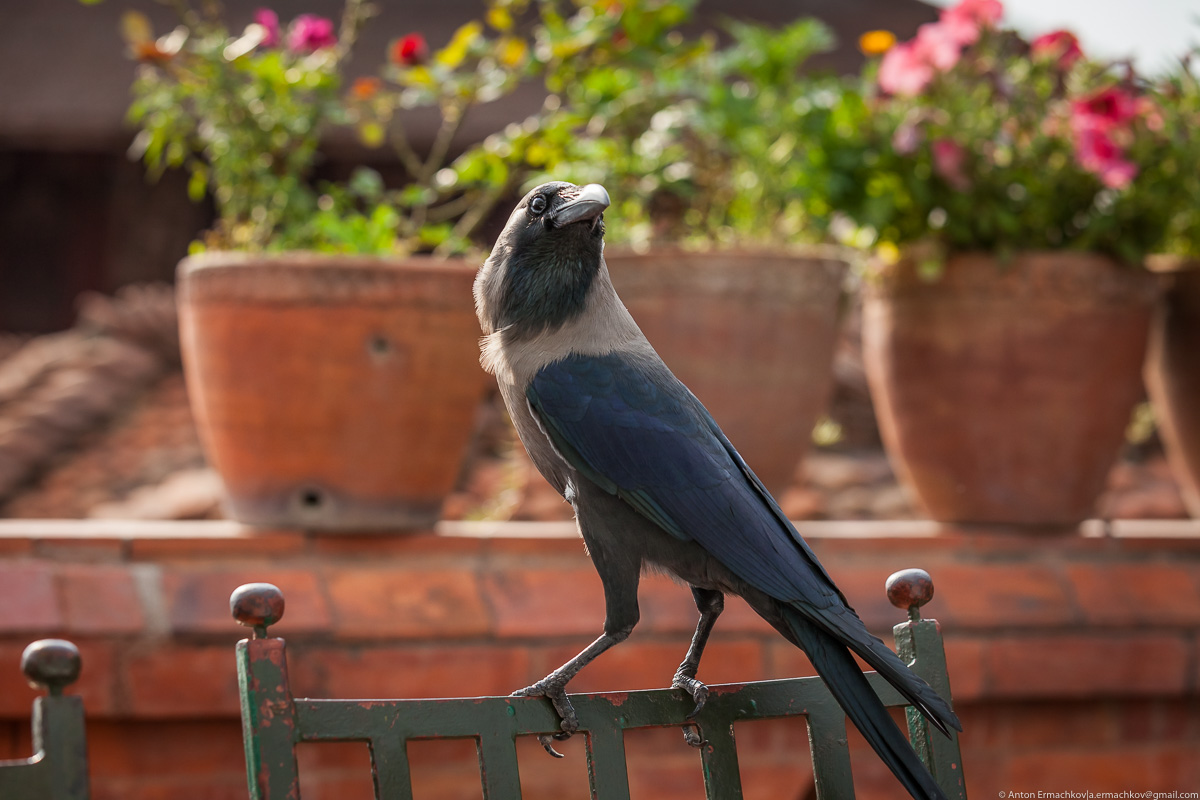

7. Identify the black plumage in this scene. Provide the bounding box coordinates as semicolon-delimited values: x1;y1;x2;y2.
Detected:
474;181;961;800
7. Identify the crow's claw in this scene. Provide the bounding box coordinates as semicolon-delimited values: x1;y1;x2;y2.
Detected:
536;734;566;758
672;673;710;720
673;672;710;747
682;724;707;748
513;679;579;758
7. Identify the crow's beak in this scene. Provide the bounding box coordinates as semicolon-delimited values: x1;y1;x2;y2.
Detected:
550;184;610;227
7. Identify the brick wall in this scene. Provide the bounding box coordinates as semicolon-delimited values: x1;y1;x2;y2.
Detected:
2;519;1199;799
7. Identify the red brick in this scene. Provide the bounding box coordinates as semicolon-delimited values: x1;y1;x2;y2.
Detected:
537;637;765;694
1003;743;1200;793
163;567;331;635
87;719;246;777
472;530;590;559
58;565;145;635
33;538;126;561
986;633;1190;698
325;567;489;639
931;563;1078;629
986;700;1121;748
1066;562;1200;626
128;530;306;559
825;564;916;630
636;575;781;637
0;639;119;717
406;738;486;800
0;563;61;633
0;538;35;557
483;567;606;638
309;531;482;559
942;637;986;703
765;640;817;680
286;643;533;699
123;644;241;717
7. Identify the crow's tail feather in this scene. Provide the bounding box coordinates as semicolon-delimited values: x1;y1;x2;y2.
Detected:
800;603;962;738
787;611;949;800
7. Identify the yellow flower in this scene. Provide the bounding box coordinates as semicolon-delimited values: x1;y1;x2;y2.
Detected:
438;21;483;68
487;6;514;31
858;30;896;56
497;37;528;68
876;241;901;265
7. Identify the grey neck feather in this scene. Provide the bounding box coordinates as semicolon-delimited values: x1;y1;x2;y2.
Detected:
479;255;651;388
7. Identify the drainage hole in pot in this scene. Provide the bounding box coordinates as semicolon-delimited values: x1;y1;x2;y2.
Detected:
299;488;324;509
367;334;392;360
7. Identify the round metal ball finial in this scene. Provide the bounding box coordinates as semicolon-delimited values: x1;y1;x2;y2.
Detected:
22;639;81;695
885;568;934;621
230;582;285;636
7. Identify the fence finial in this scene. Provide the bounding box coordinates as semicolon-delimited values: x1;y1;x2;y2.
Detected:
22;639;82;696
885;568;934;623
231;582;286;638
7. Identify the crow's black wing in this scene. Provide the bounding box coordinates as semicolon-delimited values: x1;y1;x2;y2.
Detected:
526;352;847;609
528;351;962;742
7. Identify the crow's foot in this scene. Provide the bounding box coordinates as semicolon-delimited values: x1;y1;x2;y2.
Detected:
672;672;709;748
512;679;579;758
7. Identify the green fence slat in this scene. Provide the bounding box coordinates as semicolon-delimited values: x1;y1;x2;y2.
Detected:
698;720;743;800
585;724;631;800
476;731;522;800
806;699;855;800
369;737;414;800
236;639;301;800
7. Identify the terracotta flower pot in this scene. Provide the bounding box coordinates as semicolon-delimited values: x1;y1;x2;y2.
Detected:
862;251;1159;527
605;248;847;495
1145;265;1200;517
177;253;488;531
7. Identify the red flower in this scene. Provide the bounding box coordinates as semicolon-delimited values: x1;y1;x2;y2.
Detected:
932;138;971;191
1030;29;1082;68
254;8;280;48
1073;128;1137;188
390;33;428;66
287;14;337;53
1072;86;1139;131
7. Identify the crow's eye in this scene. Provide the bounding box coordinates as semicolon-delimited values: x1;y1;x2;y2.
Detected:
529;195;548;216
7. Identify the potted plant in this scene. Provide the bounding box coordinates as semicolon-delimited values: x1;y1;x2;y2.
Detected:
1143;51;1200;516
511;8;850;495
116;0;533;530
820;0;1173;527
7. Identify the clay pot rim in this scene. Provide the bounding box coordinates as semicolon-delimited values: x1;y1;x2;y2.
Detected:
178;250;479;277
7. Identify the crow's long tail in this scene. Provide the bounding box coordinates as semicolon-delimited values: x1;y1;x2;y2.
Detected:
787;610;949;800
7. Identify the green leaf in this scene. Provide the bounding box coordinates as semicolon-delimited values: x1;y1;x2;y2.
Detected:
187;166;209;202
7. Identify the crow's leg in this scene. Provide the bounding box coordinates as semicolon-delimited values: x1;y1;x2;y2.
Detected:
673;587;724;747
513;522;641;758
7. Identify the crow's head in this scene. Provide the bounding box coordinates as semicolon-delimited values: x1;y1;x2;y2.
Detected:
475;181;610;338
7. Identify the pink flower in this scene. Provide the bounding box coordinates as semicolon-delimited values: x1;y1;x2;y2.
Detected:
287;14;337;53
878;41;935;96
1030;29;1083;68
876;14;982;96
934;0;1003;47
913;22;964;70
942;0;1004;29
932;138;971;191
1073;128;1137;188
254;9;280;48
892;120;923;154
